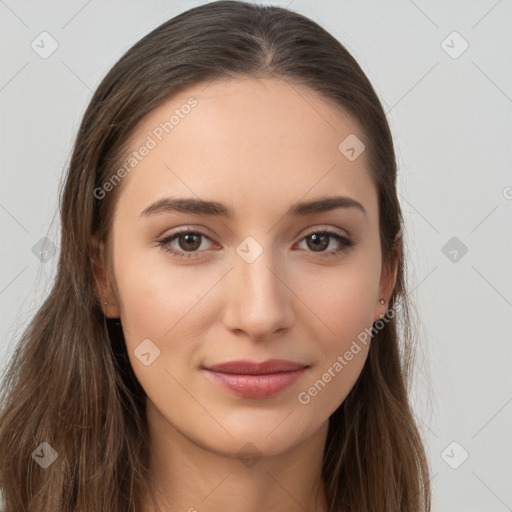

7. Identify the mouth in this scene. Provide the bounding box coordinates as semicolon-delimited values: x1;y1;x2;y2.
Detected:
202;359;309;399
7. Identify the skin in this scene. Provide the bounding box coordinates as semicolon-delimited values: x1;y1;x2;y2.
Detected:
94;76;397;512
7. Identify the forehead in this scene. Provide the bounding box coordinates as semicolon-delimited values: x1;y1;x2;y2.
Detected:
115;76;378;223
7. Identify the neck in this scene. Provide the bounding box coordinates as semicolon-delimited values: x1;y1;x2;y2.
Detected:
141;399;329;512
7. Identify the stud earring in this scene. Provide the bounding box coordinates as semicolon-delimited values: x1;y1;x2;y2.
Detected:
378;298;385;319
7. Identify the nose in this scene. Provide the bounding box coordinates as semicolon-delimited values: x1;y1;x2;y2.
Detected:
221;243;295;340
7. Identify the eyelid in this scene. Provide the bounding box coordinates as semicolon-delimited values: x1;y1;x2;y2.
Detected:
156;224;216;240
299;224;351;239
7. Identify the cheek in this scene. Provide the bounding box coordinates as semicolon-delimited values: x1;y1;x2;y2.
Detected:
113;255;211;406
295;259;380;344
294;271;376;415
111;246;228;405
112;242;219;342
290;259;379;410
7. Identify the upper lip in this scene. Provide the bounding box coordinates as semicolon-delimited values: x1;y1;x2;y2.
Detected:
204;359;309;375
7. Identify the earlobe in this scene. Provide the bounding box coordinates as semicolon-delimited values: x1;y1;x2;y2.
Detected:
90;236;120;318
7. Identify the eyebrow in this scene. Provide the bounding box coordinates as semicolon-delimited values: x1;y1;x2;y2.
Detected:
140;195;367;219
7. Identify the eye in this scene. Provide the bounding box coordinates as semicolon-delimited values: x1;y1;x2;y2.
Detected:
156;227;355;260
296;229;355;257
156;229;215;259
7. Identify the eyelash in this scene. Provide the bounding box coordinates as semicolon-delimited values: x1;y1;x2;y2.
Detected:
156;227;355;260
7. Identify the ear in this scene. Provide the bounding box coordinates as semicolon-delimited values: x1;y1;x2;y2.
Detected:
91;236;120;318
373;231;401;323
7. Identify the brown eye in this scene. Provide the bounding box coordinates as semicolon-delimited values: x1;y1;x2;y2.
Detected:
296;229;355;257
177;233;202;251
157;229;214;259
306;233;329;252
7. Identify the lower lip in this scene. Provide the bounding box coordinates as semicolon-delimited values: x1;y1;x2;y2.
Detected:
204;368;307;399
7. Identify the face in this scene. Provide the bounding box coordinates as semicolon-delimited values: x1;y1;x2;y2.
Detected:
96;76;395;459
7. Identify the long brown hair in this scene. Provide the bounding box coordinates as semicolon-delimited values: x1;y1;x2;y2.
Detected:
0;1;430;510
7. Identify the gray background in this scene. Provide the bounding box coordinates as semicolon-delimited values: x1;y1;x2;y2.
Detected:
1;1;511;510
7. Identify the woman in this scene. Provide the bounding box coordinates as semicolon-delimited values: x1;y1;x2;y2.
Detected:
0;1;431;510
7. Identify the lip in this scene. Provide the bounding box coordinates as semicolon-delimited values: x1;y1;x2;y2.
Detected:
203;359;309;399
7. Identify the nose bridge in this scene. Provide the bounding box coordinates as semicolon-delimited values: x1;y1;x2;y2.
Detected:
222;235;294;338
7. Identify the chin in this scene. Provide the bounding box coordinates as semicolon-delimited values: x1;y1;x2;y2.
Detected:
197;409;324;458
